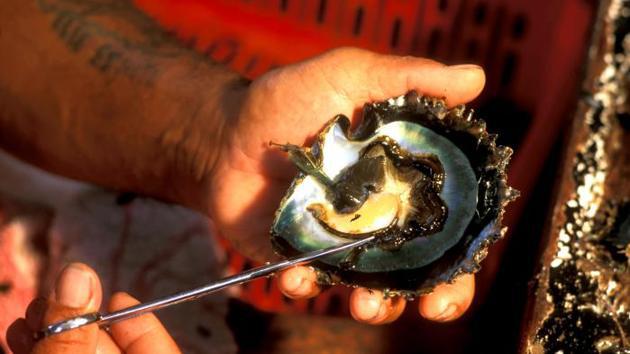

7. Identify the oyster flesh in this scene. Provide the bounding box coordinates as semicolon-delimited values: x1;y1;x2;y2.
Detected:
271;91;518;295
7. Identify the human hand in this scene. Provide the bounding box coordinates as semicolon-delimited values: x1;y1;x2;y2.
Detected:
7;263;181;354
207;47;485;325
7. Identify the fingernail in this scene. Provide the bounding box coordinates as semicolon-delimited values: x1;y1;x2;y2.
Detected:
434;303;458;322
56;265;92;308
359;290;383;320
286;276;305;293
448;64;482;71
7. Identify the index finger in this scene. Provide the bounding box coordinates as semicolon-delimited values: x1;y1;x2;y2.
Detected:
108;292;181;354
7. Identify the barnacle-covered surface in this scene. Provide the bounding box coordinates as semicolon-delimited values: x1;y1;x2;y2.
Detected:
523;0;630;352
272;92;518;295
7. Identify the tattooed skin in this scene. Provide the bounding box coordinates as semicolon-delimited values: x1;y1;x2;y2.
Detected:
0;0;249;230
36;0;196;85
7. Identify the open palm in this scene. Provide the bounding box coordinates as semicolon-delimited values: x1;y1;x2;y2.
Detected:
209;47;485;324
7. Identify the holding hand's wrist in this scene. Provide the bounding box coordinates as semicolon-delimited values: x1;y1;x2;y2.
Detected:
159;75;249;215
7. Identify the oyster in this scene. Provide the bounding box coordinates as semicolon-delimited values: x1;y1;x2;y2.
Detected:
271;91;518;295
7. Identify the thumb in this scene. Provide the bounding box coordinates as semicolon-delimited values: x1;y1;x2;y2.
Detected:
33;263;103;354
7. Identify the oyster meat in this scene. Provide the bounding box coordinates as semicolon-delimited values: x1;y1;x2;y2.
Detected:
271;91;518;295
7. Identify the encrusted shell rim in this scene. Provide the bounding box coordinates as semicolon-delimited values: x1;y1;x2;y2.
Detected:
270;91;519;295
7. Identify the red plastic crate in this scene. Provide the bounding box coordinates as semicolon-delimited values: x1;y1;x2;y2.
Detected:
133;0;595;314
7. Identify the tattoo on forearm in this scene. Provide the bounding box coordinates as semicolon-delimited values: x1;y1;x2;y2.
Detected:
36;0;198;85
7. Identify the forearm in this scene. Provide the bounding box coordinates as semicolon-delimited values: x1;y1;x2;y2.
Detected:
0;0;246;211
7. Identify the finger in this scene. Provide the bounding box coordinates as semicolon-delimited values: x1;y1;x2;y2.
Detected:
363;58;485;107
278;266;321;299
96;331;122;354
7;318;33;354
324;48;485;107
108;292;181;354
349;288;407;325
33;263;103;354
418;273;475;322
25;297;47;331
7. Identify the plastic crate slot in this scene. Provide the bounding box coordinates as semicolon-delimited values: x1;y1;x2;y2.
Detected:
411;34;421;53
427;28;442;56
482;5;506;91
512;14;527;40
353;6;364;36
391;17;402;48
410;1;425;54
474;2;487;25
438;0;448;12
466;39;479;59
280;0;289;12
500;52;517;87
317;0;327;24
447;0;469;58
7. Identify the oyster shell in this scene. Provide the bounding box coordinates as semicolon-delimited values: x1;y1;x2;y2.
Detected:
271;91;518;295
